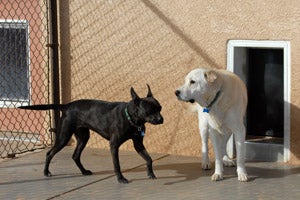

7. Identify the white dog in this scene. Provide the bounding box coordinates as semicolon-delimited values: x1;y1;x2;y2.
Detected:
175;67;248;182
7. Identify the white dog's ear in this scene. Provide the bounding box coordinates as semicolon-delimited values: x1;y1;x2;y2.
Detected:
204;70;217;83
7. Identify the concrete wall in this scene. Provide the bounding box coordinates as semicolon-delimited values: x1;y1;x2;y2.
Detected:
58;0;300;163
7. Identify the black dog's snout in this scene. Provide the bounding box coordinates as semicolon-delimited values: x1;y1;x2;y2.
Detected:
175;90;180;97
158;116;164;124
152;115;164;125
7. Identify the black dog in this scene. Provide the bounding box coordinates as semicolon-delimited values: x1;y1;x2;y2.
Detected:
19;85;163;183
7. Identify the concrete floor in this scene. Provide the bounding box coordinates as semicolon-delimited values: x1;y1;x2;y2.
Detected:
1;146;300;200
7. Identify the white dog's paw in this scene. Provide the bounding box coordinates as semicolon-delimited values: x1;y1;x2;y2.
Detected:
201;162;211;170
211;173;223;181
222;156;236;167
238;172;248;182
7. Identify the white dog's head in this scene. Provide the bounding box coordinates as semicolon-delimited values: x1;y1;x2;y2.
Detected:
175;68;221;108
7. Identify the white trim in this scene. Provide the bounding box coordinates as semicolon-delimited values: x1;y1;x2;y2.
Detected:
227;40;291;162
0;136;40;143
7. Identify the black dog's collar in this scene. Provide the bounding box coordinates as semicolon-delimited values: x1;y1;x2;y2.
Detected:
125;107;145;137
203;90;221;113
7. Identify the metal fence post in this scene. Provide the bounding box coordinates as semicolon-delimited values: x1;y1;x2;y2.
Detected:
50;0;60;134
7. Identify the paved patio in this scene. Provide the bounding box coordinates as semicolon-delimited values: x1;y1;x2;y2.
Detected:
1;146;300;200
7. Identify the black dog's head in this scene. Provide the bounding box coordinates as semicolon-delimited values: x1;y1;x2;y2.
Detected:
128;84;164;125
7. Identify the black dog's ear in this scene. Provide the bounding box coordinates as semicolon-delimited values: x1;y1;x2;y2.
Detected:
130;87;140;104
146;84;153;97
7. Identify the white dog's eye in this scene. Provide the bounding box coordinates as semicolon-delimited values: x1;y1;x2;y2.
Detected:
190;80;195;85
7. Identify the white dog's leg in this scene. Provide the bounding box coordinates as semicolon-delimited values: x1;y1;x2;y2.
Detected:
199;115;211;170
210;130;224;181
222;134;236;167
234;125;248;182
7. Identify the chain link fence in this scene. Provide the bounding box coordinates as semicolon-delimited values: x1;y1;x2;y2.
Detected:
61;0;204;155
0;0;52;158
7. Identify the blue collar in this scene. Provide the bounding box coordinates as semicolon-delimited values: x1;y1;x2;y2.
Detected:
203;91;221;113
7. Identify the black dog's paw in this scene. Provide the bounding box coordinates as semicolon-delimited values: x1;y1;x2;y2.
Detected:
82;170;93;176
148;173;157;180
118;177;129;184
44;170;52;177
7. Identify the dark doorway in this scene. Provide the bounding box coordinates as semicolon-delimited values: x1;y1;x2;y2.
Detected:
247;49;284;138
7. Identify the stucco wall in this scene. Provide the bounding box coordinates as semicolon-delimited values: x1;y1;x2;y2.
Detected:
58;0;300;163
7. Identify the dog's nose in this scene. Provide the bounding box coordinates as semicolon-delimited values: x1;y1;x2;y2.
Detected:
175;90;180;97
155;115;164;124
159;116;164;124
151;116;164;125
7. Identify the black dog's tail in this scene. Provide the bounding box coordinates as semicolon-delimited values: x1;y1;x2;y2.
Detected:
18;104;65;111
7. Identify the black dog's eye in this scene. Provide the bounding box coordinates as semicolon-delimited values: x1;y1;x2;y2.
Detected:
190;80;195;84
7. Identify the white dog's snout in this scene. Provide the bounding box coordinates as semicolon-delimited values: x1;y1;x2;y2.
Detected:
175;90;181;97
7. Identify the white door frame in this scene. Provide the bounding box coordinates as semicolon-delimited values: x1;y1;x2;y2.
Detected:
227;40;291;162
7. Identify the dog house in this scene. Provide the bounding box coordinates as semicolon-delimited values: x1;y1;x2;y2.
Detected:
227;40;290;162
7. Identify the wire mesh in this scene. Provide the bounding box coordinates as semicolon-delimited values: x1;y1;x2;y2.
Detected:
0;0;52;158
61;0;203;155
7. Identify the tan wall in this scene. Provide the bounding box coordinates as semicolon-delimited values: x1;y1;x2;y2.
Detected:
59;0;300;163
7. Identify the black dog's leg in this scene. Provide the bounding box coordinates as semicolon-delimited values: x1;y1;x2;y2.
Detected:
133;139;156;179
44;119;74;177
73;128;92;175
44;149;54;176
44;134;73;177
139;150;156;179
110;141;128;184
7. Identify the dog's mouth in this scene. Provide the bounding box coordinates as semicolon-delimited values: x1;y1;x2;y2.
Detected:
176;96;195;104
151;120;163;125
175;90;195;104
